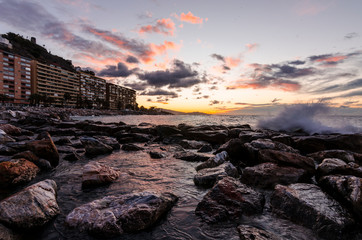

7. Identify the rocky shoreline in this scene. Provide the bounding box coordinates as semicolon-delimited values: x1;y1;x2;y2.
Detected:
0;108;361;239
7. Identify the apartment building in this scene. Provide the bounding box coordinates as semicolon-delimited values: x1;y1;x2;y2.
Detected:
31;61;79;106
0;49;31;105
106;83;137;110
79;72;106;108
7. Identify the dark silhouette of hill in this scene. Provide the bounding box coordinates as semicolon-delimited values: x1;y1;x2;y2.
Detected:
1;32;75;72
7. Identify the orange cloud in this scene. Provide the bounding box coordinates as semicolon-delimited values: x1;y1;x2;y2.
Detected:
225;57;242;68
315;55;347;63
227;79;301;92
178;11;203;24
245;43;259;52
138;18;175;36
150;41;181;55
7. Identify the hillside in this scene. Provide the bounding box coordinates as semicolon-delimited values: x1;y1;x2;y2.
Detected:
0;32;75;72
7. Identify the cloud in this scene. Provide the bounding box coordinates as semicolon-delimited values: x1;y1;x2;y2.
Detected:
272;98;281;103
209;100;220;105
313;78;362;94
309;54;348;66
138;11;153;19
344;32;359;40
150;41;181;55
98;62;134;77
123;82;148;91
293;0;329;16
138;18;175;36
141;89;178;98
211;54;225;61
175;11;204;24
288;60;306;65
126;55;139;63
138;59;203;88
338;90;362;98
211;53;242;72
245;43;259;52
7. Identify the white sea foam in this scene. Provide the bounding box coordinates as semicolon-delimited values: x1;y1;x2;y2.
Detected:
257;103;360;134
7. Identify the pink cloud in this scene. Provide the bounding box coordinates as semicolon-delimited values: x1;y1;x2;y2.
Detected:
176;11;204;24
245;43;259;52
294;0;329;16
138;18;175;36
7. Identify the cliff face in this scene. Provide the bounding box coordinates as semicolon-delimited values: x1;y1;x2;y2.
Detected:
1;32;75;72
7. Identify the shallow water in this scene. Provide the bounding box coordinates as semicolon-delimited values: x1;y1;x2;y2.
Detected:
0;142;326;240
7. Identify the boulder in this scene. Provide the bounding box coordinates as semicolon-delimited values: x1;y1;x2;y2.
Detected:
0;144;16;155
184;129;228;144
115;133;152;143
271;134;294;147
80;136;113;157
239;131;269;143
121;143;144;151
237;225;279;240
241;163;310;189
316;158;362;178
12;150;52;170
195;177;264;223
94;136;120;150
0;179;59;229
63;152;82;162
82;162;120;188
0;129;15;144
215;138;245;159
26;132;59;167
319;175;362;220
194;162;238;187
173;151;210;162
308;150;355;164
54;137;72;145
195;151;229;171
258;149;315;174
155;125;181;137
149;151;166;159
0;159;39;187
293;134;362;154
271;183;355;239
179;139;206;149
0;124;22;136
66;192;178;236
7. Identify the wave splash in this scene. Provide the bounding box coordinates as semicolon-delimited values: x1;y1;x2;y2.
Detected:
257;103;360;134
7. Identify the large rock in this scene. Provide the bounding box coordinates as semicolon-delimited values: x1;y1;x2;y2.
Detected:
121;143;144;151
0;223;21;240
308;150;356;164
194;162;238;187
271;183;355;239
0;159;39;187
195;151;229;171
26;132;59;167
66;192;178;236
237;225;279;240
0;129;15;144
316;158;362;178
80;136;113;157
12;150;52;170
94;136;120;150
0;144;16;155
215;138;245;159
319;175;362;220
293;134;362;154
241;163;310;189
0;124;22;136
0;179;59;229
195;177;264;223
155;125;181;137
258;149;315;174
82;162;120;188
183;126;228;144
179;139;206;149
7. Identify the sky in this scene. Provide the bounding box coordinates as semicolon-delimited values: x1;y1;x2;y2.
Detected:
1;0;362;114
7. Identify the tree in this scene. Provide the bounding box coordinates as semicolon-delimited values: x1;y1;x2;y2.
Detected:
29;93;42;106
63;92;72;107
0;94;9;105
76;94;83;108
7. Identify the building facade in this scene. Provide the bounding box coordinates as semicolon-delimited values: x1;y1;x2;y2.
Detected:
31;61;79;106
0;50;31;105
106;83;137;110
79;72;106;108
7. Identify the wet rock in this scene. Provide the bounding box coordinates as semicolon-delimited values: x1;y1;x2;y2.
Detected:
0;159;39;187
54;137;72;145
12;150;51;170
319;175;362;220
26;132;59;167
149;151;166;159
195;151;229;171
184;129;228;144
66;192;178;236
82;162;120;188
308;150;355;164
0;144;16;155
195;177;264;223
215;138;245;159
179;139;206;149
237;225;279;240
0;129;15;144
115;132;152;143
63;151;82;162
4;141;27;152
94;136;120;150
0;124;22;136
162;134;184;144
56;121;77;129
316;158;362;178
156;125;181;137
0;223;21;240
239;131;269;143
194;162;238;187
271;134;294;147
0;179;59;229
228;126;252;138
197;144;212;153
80;136;113;157
121;143;144;151
258;149;315;174
293;134;362;154
270;183;355;239
173;151;210;162
241;163;310;189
